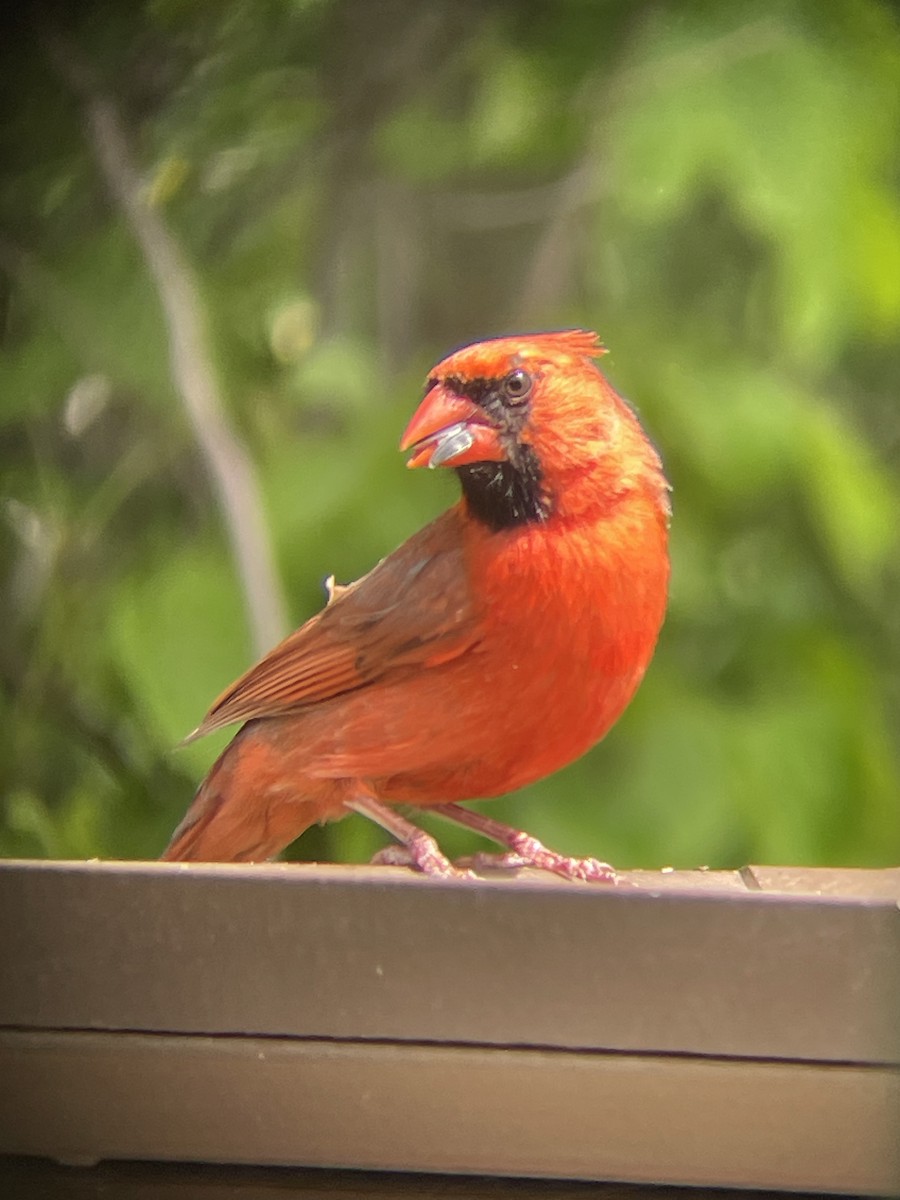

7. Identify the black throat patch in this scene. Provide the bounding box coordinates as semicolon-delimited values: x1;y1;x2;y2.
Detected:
456;454;550;532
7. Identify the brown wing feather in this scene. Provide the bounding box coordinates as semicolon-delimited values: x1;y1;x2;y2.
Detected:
189;507;479;739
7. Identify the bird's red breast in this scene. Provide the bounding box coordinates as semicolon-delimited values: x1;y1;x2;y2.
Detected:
162;330;670;862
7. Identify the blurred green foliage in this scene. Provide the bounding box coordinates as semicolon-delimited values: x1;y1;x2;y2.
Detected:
1;0;898;868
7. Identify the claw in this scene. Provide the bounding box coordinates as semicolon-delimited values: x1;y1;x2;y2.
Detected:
430;802;619;884
371;841;474;880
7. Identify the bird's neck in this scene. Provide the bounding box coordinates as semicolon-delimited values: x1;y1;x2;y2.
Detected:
462;483;670;642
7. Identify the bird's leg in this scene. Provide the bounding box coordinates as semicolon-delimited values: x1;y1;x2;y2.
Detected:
345;796;473;879
430;803;618;884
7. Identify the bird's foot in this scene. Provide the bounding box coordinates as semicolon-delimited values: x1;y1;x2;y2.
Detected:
458;841;617;884
370;839;473;879
430;803;618;884
503;833;618;883
346;794;473;878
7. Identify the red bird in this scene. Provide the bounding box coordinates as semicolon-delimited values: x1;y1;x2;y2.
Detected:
162;330;670;880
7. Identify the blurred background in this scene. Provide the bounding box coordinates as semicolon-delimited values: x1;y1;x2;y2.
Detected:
1;0;898;869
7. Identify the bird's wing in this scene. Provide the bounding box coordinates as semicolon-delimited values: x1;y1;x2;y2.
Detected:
189;508;480;739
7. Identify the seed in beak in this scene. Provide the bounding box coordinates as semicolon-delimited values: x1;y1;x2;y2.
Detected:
427;422;475;469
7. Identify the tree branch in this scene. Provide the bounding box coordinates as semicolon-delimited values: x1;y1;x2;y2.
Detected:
43;29;289;658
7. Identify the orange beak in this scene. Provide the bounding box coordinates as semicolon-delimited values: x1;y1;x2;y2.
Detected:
400;383;505;470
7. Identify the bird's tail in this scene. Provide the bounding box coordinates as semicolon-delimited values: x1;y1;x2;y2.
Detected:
160;783;256;862
161;725;333;862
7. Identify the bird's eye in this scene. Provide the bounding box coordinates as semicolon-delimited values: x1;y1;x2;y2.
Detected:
503;369;532;404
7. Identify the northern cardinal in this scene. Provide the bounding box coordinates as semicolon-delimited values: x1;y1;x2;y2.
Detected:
162;330;670;880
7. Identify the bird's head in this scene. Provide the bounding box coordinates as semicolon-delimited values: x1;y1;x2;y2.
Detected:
401;330;669;532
